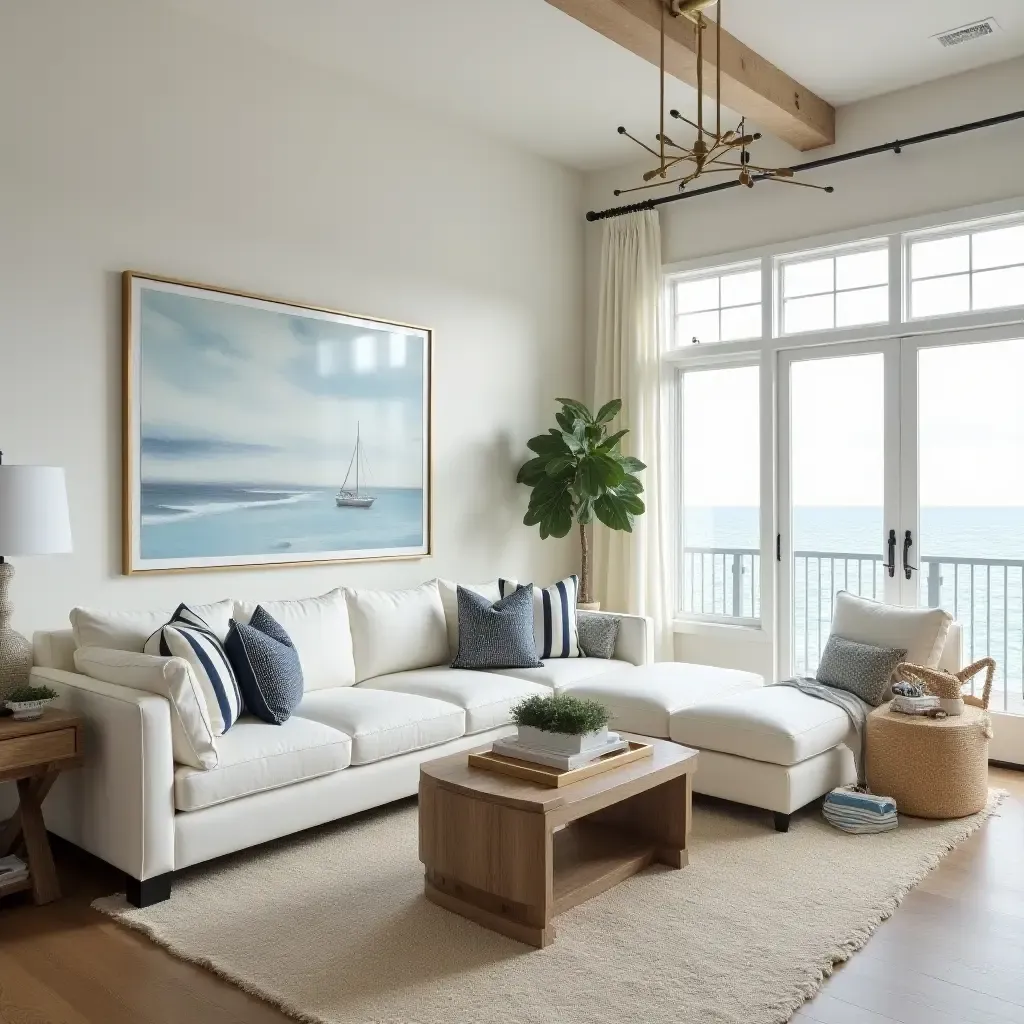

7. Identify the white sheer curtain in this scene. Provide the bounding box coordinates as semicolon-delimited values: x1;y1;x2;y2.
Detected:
592;210;672;658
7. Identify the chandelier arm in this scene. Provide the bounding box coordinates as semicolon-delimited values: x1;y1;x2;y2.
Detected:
619;128;664;160
614;175;691;196
765;176;835;193
670;110;718;139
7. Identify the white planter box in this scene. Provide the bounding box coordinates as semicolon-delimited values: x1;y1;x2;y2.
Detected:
6;698;54;721
516;725;609;756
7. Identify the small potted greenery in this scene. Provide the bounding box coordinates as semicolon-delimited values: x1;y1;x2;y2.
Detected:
510;693;611;755
5;683;58;721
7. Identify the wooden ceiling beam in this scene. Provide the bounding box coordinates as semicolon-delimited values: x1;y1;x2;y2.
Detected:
544;0;835;151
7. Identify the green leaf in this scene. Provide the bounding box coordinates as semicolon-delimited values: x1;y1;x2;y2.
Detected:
548;504;574;538
526;433;569;456
594;494;634;533
545;455;576;477
598;429;629;452
594;398;622;424
616;491;645;516
516;457;549;486
617;455;647;474
560;430;584;455
577;458;604;499
616;474;644;495
555;398;593;423
555;411;576;433
594;452;625;489
523;505;543;527
576;497;594;525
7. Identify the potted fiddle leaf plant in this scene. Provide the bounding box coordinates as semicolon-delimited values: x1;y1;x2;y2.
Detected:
516;398;645;609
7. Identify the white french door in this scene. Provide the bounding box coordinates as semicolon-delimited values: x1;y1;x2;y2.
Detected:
780;325;1024;764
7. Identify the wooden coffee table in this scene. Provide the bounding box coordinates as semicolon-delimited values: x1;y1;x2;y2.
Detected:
419;734;697;947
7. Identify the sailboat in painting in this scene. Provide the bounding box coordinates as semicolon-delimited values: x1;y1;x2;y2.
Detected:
336;423;376;509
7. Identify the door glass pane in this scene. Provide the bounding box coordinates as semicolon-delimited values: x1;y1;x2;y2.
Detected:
681;366;760;620
918;338;1024;714
791;353;885;675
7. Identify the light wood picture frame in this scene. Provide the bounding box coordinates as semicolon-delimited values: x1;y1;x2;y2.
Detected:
123;272;432;574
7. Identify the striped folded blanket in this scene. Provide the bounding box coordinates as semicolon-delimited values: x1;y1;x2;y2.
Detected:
823;786;898;834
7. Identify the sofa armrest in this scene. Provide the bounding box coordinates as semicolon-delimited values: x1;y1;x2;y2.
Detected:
31;667;175;881
584;611;652;666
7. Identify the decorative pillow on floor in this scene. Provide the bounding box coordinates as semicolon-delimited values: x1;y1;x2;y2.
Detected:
144;603;242;734
225;606;304;725
577;611;619;659
816;634;907;707
452;584;541;670
499;575;582;659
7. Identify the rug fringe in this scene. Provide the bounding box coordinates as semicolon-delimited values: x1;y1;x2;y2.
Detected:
769;788;1007;1024
93;789;1008;1024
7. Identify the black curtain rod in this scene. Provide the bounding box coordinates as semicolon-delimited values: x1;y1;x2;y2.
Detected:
586;108;1024;222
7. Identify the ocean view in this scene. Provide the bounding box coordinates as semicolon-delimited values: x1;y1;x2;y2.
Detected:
685;506;1024;706
141;481;425;559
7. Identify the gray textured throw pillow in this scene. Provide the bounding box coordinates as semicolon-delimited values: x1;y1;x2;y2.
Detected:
451;584;541;670
577;611;619;659
815;634;907;706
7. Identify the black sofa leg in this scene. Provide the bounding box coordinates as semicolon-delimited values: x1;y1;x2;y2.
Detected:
125;872;173;907
773;812;791;833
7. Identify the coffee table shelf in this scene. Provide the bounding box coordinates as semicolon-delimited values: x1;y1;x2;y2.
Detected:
420;734;698;947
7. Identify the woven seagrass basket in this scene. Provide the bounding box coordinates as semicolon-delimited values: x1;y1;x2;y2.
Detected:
865;658;994;819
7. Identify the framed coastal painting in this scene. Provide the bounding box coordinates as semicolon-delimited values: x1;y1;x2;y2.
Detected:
123;272;431;573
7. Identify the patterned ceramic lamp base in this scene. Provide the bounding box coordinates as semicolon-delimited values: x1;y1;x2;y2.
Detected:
0;561;33;701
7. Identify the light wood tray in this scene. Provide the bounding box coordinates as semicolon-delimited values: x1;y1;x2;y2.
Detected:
468;741;653;787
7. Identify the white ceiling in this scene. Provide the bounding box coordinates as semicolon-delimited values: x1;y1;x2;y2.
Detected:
161;0;1024;171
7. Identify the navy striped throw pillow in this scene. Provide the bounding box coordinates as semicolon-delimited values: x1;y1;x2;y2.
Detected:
145;603;243;735
225;606;304;725
499;576;582;659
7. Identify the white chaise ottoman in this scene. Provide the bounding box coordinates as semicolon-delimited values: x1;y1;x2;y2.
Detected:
669;688;857;831
563;663;857;831
560;661;764;738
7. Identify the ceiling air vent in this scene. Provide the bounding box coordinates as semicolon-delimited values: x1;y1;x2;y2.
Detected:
933;18;999;48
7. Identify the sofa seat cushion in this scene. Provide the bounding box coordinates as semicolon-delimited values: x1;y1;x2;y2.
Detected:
358;668;549;734
669;686;854;766
562;662;763;738
174;716;352;812
294;688;464;765
491;657;634;690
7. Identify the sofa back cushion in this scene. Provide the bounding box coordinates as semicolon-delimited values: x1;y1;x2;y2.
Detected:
70;600;233;652
344;580;448;683
437;579;502;659
234;591;355;690
830;591;952;670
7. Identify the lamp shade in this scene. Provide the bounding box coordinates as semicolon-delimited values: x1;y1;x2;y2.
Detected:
0;465;73;556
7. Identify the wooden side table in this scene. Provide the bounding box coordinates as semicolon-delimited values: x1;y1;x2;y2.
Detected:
0;709;84;904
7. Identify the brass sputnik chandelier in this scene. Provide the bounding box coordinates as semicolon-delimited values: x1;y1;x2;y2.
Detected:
614;0;833;198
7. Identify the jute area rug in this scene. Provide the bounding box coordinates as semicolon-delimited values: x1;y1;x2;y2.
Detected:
97;791;1004;1024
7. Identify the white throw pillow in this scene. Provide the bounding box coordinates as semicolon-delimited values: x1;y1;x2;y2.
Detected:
829;591;952;670
343;581;448;683
70;600;233;651
233;590;355;690
500;576;582;659
436;579;502;660
73;646;218;769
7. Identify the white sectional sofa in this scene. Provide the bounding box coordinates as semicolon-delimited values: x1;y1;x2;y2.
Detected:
30;580;651;907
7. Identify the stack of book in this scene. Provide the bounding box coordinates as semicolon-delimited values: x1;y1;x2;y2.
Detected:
891;693;942;716
0;855;28;887
492;732;629;771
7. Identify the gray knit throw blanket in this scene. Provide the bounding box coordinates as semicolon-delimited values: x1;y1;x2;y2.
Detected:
772;678;871;784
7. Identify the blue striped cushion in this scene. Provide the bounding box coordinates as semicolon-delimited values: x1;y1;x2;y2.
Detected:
823;787;898;834
145;603;242;735
499;576;581;659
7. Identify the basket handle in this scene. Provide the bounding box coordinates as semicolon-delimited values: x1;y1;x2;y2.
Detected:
959;657;995;710
894;658;995;710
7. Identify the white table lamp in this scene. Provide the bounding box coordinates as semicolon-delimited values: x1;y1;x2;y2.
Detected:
0;457;73;698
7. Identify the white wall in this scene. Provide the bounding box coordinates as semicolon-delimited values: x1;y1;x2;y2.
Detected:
0;0;585;634
584;56;1024;677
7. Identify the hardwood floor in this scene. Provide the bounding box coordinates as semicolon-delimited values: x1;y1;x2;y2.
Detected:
0;768;1021;1023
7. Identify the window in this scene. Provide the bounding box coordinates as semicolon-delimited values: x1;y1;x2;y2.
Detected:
778;242;889;335
669;262;761;347
908;219;1024;319
679;364;760;621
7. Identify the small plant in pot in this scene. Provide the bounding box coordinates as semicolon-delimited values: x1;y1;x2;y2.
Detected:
5;683;58;721
510;693;612;756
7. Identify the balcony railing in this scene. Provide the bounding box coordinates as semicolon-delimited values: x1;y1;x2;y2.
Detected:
682;546;1024;712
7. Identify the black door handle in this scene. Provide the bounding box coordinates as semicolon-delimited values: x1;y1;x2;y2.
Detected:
903;529;917;579
883;529;896;577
